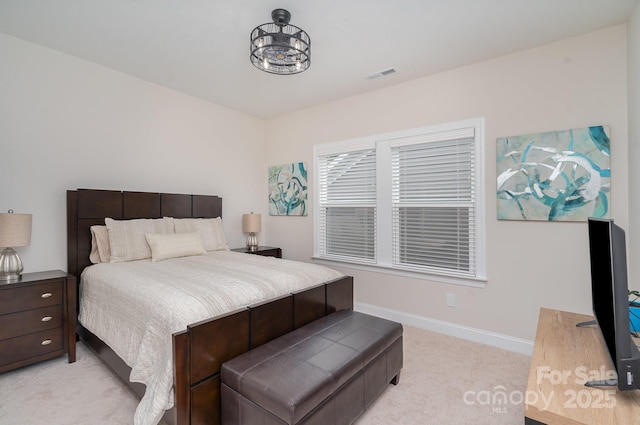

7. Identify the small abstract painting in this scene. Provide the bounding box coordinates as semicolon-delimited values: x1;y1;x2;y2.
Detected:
269;162;308;216
496;125;610;221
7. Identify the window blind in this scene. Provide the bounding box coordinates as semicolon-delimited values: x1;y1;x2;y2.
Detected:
391;136;476;276
318;148;377;262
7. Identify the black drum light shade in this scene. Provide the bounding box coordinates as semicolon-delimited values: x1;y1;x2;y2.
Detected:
250;9;311;75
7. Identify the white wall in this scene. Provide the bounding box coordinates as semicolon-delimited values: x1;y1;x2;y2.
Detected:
628;2;640;289
0;33;267;274
265;26;629;341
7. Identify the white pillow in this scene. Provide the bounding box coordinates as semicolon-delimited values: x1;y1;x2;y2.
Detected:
89;225;111;264
173;217;229;251
105;217;174;262
145;232;206;262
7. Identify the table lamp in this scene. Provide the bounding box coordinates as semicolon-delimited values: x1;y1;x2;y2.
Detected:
0;210;32;282
242;213;261;252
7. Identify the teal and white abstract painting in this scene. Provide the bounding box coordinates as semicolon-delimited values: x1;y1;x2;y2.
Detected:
496;125;610;221
269;162;308;216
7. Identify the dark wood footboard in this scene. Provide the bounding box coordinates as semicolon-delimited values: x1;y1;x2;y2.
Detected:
172;275;353;425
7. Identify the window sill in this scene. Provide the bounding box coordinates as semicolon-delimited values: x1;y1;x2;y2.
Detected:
311;256;487;288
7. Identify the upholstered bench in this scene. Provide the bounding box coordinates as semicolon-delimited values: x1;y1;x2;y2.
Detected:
221;309;403;425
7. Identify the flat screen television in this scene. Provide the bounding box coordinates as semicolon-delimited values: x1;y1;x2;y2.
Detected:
585;217;640;390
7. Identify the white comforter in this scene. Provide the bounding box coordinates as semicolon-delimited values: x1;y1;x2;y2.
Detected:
78;251;344;425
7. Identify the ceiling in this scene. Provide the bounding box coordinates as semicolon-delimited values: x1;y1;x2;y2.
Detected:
0;0;637;118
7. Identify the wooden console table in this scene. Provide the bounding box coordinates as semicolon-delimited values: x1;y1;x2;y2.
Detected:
525;308;640;424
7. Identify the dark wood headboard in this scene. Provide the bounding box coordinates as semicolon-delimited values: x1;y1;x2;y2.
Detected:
66;189;222;279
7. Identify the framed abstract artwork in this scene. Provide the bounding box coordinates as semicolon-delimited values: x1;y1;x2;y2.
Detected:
496;125;610;221
268;162;308;216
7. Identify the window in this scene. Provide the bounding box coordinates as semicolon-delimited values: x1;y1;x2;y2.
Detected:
314;119;486;285
317;147;376;261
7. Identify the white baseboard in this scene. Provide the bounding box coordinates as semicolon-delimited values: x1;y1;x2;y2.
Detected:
354;302;534;356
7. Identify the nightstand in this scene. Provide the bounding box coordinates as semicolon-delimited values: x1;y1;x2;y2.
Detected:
0;270;76;373
231;246;282;258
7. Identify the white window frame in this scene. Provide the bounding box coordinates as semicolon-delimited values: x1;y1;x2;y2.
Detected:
313;118;486;287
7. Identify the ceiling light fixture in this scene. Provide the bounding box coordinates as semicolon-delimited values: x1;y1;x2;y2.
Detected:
250;9;311;75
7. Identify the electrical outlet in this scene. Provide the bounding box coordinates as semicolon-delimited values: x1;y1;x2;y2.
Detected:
446;293;456;307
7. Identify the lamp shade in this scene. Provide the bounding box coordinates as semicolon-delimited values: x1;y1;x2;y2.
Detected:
242;213;261;233
0;212;32;247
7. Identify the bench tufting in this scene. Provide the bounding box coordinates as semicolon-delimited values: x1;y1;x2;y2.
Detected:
221;309;403;425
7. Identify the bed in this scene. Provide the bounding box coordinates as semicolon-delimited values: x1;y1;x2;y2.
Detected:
66;188;354;425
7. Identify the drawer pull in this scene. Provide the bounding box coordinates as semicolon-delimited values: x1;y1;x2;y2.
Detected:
41;316;53;322
41;339;52;346
41;293;53;299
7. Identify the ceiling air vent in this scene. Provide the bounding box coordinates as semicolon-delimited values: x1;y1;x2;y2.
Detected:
366;68;397;80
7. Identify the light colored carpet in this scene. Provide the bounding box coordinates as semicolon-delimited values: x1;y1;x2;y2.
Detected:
0;325;530;425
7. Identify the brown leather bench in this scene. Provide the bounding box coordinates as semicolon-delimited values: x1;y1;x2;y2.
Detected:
221;309;403;425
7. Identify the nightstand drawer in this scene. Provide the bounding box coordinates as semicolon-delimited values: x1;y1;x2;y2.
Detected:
253;248;282;258
0;281;63;314
0;305;63;340
0;328;63;366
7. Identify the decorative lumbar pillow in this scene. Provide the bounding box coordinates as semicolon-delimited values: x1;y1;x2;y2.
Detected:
145;232;206;262
105;217;174;262
89;225;111;264
173;217;229;251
